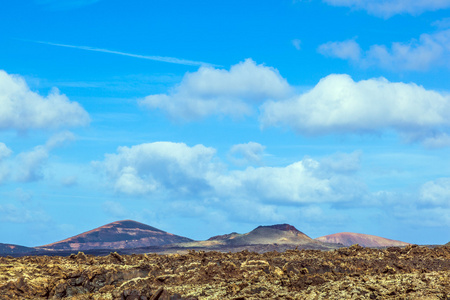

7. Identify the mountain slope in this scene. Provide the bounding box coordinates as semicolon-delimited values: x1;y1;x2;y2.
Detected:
176;224;321;249
315;232;410;247
0;243;37;256
226;224;315;245
37;220;193;251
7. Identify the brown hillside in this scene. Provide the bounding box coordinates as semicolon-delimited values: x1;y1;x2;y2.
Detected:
0;243;37;255
315;232;410;247
37;220;193;251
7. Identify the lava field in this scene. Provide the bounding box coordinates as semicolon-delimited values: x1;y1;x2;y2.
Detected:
1;244;449;299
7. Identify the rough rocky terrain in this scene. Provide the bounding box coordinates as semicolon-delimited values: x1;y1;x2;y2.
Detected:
1;244;449;299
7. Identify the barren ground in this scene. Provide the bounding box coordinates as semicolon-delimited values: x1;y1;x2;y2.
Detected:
1;244;449;299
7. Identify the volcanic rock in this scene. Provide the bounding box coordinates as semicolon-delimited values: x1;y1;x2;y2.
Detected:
1;245;449;299
315;232;410;247
36;220;193;251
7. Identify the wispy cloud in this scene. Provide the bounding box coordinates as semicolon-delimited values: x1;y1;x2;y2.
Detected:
32;40;217;67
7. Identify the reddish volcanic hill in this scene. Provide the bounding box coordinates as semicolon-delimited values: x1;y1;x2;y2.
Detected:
37;220;193;251
315;232;410;247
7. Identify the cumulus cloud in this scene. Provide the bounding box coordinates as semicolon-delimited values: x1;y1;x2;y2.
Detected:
323;0;450;18
139;59;292;120
0;70;90;130
419;178;450;207
228;142;266;166
260;74;450;144
214;158;366;205
93;142;219;196
318;29;450;71
95;141;366;205
94;141;450;232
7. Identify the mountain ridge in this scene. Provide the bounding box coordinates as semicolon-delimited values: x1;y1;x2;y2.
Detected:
0;220;424;257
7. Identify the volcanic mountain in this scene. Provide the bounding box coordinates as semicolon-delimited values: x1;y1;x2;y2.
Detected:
225;224;316;245
315;232;410;247
177;224;321;248
0;243;37;255
37;220;193;251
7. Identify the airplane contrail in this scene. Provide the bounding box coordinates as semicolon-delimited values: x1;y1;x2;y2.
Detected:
28;40;219;67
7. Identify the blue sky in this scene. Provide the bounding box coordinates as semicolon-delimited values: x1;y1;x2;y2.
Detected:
1;0;450;246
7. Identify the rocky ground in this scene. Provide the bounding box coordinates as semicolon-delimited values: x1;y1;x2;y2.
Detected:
0;244;449;299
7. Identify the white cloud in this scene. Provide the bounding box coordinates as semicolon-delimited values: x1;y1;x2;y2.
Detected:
93;142;219;196
95;141;365;205
323;0;450;18
0;70;90;130
318;29;450;71
15;146;49;182
318;39;361;61
215;158;365;204
0;143;12;160
228;142;266;166
139;59;293;120
260;74;450;144
419;178;450;207
45;131;75;149
14;132;76;182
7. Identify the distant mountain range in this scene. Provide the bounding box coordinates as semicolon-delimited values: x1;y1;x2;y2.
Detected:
0;219;427;257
